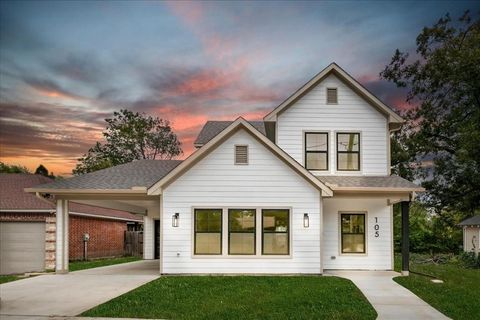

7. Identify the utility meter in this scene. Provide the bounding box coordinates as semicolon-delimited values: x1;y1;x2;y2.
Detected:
83;233;90;242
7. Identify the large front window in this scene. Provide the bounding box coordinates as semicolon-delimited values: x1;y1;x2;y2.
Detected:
305;132;328;170
194;209;222;255
262;209;289;255
341;213;366;254
337;133;360;171
228;209;256;255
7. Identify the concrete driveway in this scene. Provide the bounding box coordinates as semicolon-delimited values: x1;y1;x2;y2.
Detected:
0;260;159;317
328;270;450;320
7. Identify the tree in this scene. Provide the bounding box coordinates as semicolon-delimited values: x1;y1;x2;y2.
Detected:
381;11;480;216
0;162;30;173
73;109;182;174
35;164;49;177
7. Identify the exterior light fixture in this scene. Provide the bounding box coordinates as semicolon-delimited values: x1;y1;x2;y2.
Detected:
172;213;179;227
303;213;309;228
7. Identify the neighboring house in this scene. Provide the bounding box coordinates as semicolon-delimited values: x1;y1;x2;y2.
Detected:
459;216;480;256
0;174;142;275
27;63;423;275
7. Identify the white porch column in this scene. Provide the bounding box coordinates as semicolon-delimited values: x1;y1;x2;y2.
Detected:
143;215;155;259
55;199;69;273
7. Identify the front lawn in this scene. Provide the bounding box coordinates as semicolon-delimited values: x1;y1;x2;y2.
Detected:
394;256;480;320
0;275;22;284
82;276;377;320
70;256;141;271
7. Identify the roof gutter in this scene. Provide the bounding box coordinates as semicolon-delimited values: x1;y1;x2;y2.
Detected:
35;192;56;206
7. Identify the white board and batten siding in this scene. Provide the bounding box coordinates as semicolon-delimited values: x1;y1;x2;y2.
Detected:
162;129;322;274
322;197;393;270
276;74;389;176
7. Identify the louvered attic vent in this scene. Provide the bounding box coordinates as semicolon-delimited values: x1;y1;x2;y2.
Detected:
327;88;338;104
235;145;248;165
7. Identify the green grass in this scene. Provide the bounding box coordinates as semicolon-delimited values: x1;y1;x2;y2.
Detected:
0;275;22;284
82;276;377;320
394;256;480;320
69;256;141;272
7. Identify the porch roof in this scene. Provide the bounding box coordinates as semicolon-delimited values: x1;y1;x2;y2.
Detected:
25;160;182;193
317;175;424;192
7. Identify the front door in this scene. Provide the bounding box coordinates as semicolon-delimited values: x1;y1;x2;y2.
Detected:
154;220;160;259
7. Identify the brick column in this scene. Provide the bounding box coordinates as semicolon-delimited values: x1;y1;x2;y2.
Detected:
45;215;56;270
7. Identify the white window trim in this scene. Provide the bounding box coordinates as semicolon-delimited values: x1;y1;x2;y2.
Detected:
190;206;293;259
303;130;330;173
334;130;363;174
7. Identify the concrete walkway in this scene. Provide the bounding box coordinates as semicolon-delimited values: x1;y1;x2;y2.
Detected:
0;260;160;317
328;271;450;320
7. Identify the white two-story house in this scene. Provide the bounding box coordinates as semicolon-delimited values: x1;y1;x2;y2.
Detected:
27;63;422;274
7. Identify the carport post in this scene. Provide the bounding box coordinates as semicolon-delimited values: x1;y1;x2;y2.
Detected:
401;201;410;276
56;199;69;273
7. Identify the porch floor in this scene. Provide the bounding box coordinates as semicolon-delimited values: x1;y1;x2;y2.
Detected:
327;270;450;320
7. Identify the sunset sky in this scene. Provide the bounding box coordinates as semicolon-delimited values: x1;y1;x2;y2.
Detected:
0;1;476;176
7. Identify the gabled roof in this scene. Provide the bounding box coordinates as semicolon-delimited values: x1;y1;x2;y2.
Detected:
318;175;424;192
263;62;404;129
458;215;480;227
1;173;142;221
148;117;333;197
194;121;266;147
25;160;182;193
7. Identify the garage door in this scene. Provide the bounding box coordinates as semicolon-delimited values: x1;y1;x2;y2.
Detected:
0;222;46;275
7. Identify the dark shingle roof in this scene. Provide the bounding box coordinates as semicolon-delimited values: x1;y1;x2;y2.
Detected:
317;175;423;190
0;174;54;210
0;174;142;221
31;160;182;190
458;215;480;226
194;121;266;146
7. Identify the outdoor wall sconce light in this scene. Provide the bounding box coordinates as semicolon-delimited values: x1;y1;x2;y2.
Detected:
304;213;309;228
172;212;179;227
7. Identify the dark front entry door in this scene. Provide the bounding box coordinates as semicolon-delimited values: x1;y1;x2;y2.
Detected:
154;220;160;259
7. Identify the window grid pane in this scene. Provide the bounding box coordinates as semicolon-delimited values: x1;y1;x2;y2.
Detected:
229;209;256;255
341;213;365;254
305;132;328;171
337;133;360;171
194;209;222;255
262;209;289;255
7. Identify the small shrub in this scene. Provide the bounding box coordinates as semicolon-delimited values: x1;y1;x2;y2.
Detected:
459;252;480;269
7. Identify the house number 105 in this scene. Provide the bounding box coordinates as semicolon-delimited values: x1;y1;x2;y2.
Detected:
374;217;380;237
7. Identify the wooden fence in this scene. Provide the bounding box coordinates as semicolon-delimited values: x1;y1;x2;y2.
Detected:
124;231;143;257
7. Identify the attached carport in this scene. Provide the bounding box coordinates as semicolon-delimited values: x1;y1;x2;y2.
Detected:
25;160;182;273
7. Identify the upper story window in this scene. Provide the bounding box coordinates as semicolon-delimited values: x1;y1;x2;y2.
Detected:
337;132;360;171
326;88;338;104
235;145;248;165
305;132;328;171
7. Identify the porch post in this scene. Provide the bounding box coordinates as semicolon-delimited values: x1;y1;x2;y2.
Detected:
55;199;69;273
401;201;410;276
143;215;154;259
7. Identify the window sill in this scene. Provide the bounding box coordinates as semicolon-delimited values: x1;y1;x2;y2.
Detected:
192;254;293;259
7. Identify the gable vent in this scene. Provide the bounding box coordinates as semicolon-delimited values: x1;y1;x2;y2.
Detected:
235;145;248;165
327;88;338;104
